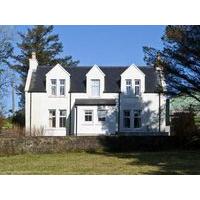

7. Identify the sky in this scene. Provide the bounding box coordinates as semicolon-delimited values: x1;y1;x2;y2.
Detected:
5;25;165;114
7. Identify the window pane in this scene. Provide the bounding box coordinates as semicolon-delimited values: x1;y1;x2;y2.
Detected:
60;79;65;95
134;79;140;95
51;79;57;95
124;118;130;128
60;110;66;116
85;110;93;121
59;110;66;127
98;110;107;121
49;110;56;128
134;110;141;128
124;110;130;117
135;86;140;95
134;118;141;128
91;80;100;96
126;79;132;94
123;110;130;128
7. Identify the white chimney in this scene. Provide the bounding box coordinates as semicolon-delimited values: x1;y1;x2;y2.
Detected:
29;52;38;71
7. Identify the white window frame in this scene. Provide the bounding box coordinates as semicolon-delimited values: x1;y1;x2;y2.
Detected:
59;79;65;96
125;79;132;95
49;109;56;128
91;79;100;97
51;79;57;96
134;79;141;96
59;109;66;128
123;110;131;128
84;110;93;122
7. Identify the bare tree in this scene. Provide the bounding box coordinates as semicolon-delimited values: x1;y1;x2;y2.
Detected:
0;26;13;116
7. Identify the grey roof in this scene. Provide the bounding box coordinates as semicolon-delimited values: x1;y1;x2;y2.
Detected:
75;98;116;106
29;65;158;93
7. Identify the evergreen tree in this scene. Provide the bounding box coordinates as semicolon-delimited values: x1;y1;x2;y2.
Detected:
12;25;79;108
143;25;200;102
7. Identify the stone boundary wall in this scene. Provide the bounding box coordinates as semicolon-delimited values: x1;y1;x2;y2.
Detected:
0;135;196;156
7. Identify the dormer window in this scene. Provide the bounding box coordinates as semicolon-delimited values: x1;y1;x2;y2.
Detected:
125;79;132;94
51;79;57;96
91;79;100;96
59;79;65;96
134;79;141;96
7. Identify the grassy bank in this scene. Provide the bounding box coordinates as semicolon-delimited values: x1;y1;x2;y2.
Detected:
0;150;200;174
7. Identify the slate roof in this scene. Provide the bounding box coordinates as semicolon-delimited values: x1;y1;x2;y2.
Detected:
28;65;159;93
75;98;116;106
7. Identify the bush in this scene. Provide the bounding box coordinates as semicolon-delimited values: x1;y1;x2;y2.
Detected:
0;117;5;133
11;110;25;127
171;111;198;137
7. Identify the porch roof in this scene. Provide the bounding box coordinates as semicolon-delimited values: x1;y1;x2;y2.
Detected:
75;98;116;106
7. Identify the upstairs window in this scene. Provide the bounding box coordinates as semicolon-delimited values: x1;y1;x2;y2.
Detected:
91;79;100;96
49;109;56;128
125;79;132;94
84;110;93;122
59;110;66;128
134;79;141;96
134;110;141;128
60;79;65;96
51;79;57;96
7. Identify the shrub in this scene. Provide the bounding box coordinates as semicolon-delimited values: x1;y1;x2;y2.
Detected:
11;110;25;127
0;117;5;133
171;111;198;137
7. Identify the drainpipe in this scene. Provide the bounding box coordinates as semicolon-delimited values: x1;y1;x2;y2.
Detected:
30;92;32;136
69;92;71;135
75;106;78;136
118;92;121;133
158;92;161;133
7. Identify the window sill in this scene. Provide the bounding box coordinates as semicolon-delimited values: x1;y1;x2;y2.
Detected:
48;95;67;98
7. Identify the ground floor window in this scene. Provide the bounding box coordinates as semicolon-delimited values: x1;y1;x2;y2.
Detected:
49;109;56;128
123;110;131;128
84;110;93;122
134;110;141;128
98;109;107;121
59;110;66;127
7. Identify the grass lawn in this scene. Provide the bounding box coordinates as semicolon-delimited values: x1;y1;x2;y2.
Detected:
0;150;200;175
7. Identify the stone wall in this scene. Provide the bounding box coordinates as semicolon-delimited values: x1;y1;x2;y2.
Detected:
0;135;194;156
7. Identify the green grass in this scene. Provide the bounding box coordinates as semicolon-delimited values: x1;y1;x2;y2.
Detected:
0;150;200;174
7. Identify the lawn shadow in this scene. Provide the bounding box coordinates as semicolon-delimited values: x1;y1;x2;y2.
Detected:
86;149;200;175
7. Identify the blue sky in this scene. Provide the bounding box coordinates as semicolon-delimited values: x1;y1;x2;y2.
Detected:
6;25;165;113
16;25;165;66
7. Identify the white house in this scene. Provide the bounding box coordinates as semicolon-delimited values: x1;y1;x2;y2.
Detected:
25;52;170;136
